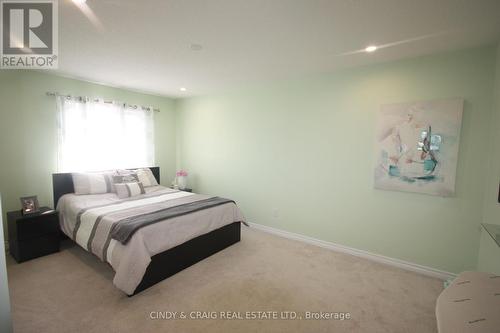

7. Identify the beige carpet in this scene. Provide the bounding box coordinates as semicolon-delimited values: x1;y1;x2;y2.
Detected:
7;227;443;333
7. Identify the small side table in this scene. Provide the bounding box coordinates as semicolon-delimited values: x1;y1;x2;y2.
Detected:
7;207;60;263
170;187;193;192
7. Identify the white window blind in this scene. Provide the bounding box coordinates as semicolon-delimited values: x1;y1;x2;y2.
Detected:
57;96;154;172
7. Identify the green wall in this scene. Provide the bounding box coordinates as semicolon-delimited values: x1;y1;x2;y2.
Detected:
477;43;500;274
0;70;177;237
481;44;500;227
176;46;497;274
1;46;498;274
477;229;500;274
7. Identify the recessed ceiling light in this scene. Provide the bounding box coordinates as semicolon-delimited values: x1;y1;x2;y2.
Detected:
365;45;377;53
180;87;187;92
72;0;87;4
189;44;203;51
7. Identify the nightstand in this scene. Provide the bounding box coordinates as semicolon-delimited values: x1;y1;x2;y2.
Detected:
7;207;60;263
169;187;193;192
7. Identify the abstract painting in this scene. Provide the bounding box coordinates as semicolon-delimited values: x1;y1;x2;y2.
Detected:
374;98;463;196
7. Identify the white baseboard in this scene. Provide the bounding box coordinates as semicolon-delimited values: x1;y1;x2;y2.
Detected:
247;222;456;281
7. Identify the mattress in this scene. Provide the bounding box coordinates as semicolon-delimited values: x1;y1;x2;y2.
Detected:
57;185;245;294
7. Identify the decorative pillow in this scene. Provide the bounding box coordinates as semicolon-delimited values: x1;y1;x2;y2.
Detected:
115;182;146;199
112;173;139;185
135;168;158;187
72;172;114;195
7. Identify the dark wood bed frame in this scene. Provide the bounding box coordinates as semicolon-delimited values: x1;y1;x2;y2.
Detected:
52;167;241;296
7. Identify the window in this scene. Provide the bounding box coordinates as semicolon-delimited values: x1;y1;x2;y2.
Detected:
57;96;154;172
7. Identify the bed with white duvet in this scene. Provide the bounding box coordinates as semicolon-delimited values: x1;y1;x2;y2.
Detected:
57;184;245;295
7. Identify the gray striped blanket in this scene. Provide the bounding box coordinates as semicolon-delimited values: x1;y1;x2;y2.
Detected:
110;197;235;244
71;189;235;262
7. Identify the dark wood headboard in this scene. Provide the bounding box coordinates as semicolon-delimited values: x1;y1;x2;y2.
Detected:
52;167;160;208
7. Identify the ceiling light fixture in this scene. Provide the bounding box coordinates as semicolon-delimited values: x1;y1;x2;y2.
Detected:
190;44;203;51
365;45;377;53
180;87;187;92
72;0;87;4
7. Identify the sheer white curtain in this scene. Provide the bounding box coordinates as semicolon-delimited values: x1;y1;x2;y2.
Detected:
57;96;154;172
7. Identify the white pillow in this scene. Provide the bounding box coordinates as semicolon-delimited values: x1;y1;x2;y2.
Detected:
135;168;158;187
115;182;146;199
72;172;113;195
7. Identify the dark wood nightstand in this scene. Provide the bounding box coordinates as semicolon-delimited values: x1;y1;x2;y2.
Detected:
169;187;193;192
7;207;60;263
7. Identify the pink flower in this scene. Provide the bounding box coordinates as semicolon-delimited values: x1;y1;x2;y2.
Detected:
176;170;188;177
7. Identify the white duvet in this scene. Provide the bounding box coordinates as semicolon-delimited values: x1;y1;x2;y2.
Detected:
57;186;245;295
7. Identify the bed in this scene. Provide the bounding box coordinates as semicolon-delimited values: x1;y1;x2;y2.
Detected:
52;167;245;295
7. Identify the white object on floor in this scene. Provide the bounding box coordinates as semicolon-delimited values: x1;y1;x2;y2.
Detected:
436;271;500;333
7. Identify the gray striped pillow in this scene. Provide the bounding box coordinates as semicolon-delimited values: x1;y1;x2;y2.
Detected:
135;168;158;187
112;173;139;184
115;182;146;199
72;172;114;195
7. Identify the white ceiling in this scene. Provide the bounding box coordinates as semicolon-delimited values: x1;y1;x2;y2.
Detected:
56;0;500;98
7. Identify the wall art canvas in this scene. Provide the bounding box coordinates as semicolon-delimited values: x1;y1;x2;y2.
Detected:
374;98;463;196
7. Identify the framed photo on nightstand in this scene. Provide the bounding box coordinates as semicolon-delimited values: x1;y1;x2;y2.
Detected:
20;195;40;215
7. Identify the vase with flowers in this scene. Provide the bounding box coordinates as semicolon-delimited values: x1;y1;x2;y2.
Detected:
176;170;188;190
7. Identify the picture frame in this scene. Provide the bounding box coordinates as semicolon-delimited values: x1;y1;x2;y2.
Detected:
374;98;463;197
20;196;40;215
